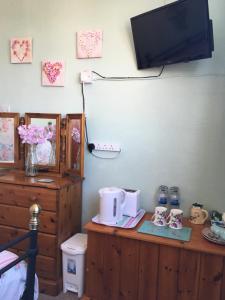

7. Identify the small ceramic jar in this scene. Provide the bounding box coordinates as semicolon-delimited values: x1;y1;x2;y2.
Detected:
190;203;208;224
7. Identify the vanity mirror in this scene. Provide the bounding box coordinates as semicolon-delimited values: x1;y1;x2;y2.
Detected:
25;113;61;173
65;114;85;177
0;112;85;177
0;112;20;168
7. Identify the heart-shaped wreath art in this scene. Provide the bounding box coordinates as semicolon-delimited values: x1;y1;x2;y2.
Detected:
11;39;30;63
42;61;63;84
77;30;102;58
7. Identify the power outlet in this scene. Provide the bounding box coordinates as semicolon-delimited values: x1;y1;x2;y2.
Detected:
93;142;121;152
80;70;93;83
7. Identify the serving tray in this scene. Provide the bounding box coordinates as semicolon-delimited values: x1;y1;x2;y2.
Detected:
138;221;192;242
92;209;145;229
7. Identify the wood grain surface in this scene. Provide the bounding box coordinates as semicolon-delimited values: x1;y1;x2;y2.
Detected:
84;213;225;300
0;172;82;296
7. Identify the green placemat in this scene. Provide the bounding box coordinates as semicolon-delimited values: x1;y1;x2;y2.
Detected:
138;221;192;242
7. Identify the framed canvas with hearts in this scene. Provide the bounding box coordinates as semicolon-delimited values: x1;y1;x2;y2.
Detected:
42;60;65;86
10;38;32;63
76;30;103;58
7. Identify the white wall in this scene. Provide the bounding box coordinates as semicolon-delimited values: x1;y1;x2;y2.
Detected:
0;0;224;225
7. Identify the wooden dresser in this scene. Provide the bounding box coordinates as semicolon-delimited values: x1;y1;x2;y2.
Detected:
83;213;225;300
0;171;82;296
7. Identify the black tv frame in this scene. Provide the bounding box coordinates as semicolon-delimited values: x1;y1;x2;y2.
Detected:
130;0;214;69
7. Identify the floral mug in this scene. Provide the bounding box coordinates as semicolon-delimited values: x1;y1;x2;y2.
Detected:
151;206;167;226
167;208;183;229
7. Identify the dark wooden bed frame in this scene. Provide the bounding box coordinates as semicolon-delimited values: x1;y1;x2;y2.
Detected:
0;204;41;300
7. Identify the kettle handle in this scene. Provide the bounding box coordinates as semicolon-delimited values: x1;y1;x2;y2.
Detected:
202;209;209;222
121;190;127;210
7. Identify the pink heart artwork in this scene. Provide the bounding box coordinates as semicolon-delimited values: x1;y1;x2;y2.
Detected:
77;30;103;58
10;38;32;63
42;61;65;86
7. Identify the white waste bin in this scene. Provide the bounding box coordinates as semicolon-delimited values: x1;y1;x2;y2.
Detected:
61;233;87;298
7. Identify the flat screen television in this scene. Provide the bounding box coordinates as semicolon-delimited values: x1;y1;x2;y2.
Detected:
130;0;214;69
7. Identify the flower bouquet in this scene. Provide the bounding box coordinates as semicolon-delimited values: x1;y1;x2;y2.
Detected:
71;127;80;143
18;124;54;176
44;123;56;165
18;124;53;144
71;127;80;169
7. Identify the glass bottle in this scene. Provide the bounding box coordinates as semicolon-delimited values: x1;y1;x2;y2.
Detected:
49;141;56;165
157;185;169;208
169;186;180;210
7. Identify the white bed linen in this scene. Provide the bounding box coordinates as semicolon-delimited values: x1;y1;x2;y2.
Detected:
0;250;38;300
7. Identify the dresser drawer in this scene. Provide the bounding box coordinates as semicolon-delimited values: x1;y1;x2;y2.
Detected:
0;204;56;234
36;255;60;280
39;277;63;296
0;173;82;297
0;183;57;212
11;248;59;280
0;225;57;257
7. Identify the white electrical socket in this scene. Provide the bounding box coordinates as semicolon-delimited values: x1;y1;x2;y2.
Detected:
93;142;121;152
80;70;93;83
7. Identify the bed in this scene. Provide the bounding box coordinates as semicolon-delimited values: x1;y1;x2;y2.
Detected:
0;204;41;300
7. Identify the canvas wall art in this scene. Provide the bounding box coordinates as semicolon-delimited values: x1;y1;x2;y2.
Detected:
0;117;14;162
42;61;65;86
10;38;32;63
76;30;103;58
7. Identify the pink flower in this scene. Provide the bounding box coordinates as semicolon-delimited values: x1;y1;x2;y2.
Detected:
71;127;80;143
18;124;52;144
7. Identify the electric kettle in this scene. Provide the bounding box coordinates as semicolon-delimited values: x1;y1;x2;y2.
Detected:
98;187;126;225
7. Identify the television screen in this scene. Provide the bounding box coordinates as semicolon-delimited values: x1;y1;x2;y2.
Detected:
130;0;214;69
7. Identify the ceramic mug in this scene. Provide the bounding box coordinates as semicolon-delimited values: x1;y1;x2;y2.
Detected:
167;208;183;229
151;206;167;226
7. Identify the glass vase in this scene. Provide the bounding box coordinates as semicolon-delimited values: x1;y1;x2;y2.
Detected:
73;143;80;170
75;145;81;170
25;144;38;176
49;141;56;166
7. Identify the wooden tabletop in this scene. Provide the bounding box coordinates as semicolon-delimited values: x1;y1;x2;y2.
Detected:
0;170;81;189
84;213;225;257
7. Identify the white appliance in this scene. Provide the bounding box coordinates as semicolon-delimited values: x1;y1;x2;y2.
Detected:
99;187;126;225
123;189;140;217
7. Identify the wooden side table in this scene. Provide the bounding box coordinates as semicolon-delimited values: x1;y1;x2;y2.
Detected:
83;213;225;300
